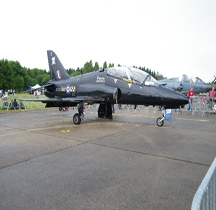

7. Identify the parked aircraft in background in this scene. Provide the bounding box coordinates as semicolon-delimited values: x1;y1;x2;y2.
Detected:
159;74;216;94
22;51;188;126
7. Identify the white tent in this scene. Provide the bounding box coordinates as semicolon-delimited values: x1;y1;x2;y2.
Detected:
28;84;43;95
31;84;41;90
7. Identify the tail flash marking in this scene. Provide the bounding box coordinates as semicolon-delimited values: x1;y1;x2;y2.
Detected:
56;70;61;79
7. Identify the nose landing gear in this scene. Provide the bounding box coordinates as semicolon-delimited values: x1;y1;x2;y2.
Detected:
156;108;166;127
156;116;165;127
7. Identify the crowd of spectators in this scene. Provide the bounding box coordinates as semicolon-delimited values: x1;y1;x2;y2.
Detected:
0;90;26;110
1;98;25;110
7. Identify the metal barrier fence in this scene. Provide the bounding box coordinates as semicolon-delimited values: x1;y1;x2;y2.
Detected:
188;96;216;116
191;157;216;210
114;96;216;117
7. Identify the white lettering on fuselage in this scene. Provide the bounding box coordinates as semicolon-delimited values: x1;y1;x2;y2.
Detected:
96;76;105;83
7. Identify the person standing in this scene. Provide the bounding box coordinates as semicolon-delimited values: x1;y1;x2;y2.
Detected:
209;86;216;111
187;87;194;111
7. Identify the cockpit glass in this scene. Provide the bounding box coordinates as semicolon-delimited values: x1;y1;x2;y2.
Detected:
195;78;204;83
129;67;148;84
180;74;205;84
144;75;160;86
107;67;160;86
107;67;129;80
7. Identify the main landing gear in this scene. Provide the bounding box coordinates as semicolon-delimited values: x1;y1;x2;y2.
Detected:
72;103;114;125
156;108;165;127
98;104;113;119
73;103;85;125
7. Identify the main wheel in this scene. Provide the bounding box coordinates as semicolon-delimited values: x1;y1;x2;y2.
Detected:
98;104;107;118
73;113;81;125
156;117;164;127
106;104;113;119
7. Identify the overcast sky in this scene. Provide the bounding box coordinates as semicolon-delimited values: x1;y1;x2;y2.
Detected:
1;0;216;82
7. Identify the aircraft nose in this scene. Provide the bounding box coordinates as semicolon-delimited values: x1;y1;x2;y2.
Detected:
176;93;189;105
207;84;216;92
160;87;189;108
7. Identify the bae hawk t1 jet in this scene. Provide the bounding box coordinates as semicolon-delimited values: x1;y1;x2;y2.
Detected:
22;50;188;126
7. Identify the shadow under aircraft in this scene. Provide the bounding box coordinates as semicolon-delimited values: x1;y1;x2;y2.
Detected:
159;74;216;94
22;51;188;126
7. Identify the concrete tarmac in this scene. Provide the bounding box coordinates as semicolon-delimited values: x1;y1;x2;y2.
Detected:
0;106;215;209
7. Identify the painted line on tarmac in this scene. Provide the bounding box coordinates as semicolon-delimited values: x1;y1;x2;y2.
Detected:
175;117;209;122
117;113;209;122
0;123;72;138
0;114;208;138
0;118;98;138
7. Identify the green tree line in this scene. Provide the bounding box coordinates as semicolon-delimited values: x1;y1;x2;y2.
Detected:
67;61;157;80
0;59;157;93
0;59;51;93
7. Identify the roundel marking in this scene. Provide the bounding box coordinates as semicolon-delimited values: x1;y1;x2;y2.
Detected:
66;85;70;94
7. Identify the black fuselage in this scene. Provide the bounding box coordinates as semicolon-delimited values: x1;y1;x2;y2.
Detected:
45;70;188;109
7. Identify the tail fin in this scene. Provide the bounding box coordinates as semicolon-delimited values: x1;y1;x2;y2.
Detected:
47;50;71;81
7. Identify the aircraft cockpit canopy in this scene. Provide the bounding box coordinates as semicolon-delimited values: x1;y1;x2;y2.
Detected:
106;67;160;86
164;75;205;84
181;74;205;84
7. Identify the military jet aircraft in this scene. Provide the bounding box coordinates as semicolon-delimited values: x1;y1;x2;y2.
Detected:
159;74;216;94
22;50;188;126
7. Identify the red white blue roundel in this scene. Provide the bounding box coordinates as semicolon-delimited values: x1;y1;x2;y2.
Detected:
66;85;70;94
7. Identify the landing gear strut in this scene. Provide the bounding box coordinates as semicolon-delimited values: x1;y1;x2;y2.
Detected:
156;108;166;127
73;102;85;125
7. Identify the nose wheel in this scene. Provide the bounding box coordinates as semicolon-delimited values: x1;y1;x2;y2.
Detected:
156;117;164;127
156;108;166;127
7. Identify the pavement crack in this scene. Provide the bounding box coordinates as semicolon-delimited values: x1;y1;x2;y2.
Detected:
89;142;210;167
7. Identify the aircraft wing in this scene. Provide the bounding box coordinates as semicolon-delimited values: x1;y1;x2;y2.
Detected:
21;98;62;102
21;97;105;104
62;97;105;103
